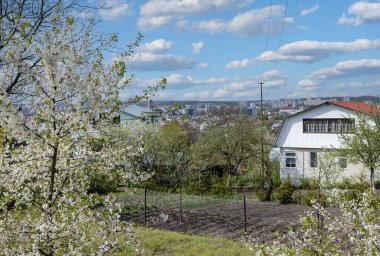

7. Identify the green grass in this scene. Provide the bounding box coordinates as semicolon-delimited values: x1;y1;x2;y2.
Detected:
115;188;240;210
117;228;253;256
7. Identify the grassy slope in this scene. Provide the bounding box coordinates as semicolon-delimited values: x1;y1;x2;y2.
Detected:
118;228;253;256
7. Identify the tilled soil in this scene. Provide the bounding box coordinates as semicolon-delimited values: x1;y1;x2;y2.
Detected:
121;201;310;242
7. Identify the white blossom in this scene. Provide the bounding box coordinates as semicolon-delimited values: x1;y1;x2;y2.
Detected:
0;10;146;255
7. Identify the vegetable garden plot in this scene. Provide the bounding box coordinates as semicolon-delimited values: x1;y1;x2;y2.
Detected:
118;189;308;241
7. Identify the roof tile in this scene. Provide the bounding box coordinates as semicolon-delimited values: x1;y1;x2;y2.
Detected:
329;102;376;113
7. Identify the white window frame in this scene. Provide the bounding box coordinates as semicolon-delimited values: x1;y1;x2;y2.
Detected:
338;156;348;169
310;152;318;168
285;152;297;168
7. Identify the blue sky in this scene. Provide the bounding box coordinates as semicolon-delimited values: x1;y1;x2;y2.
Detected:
91;0;380;101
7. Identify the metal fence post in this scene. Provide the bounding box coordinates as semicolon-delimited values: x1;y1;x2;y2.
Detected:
144;186;147;228
244;194;247;233
179;183;182;225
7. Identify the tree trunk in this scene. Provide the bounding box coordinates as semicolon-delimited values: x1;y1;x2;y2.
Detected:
264;176;273;201
371;167;375;190
226;173;231;187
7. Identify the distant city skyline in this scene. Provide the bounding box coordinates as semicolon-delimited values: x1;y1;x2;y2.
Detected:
94;0;380;100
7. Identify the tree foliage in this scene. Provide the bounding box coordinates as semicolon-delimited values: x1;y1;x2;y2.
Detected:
339;111;380;189
0;0;87;96
191;118;270;187
0;9;156;254
244;191;380;255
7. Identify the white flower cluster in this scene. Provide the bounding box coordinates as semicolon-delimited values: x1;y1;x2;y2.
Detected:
0;10;145;255
243;190;380;255
150;213;169;224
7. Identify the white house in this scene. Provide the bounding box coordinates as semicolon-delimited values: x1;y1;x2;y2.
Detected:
118;104;159;124
276;101;378;184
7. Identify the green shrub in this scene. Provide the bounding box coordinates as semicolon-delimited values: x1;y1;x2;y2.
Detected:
353;182;370;191
336;177;357;189
298;177;310;189
272;175;282;188
375;180;380;189
88;173;119;195
232;176;250;188
211;185;233;196
182;183;209;195
293;190;328;207
255;191;266;201
298;177;319;190
121;204;156;216
274;178;294;204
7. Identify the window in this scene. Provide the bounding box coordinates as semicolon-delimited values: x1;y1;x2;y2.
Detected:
339;157;347;169
286;152;296;168
310;152;317;168
303;119;355;133
113;115;121;124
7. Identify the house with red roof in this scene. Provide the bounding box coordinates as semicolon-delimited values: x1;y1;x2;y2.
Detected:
276;101;379;185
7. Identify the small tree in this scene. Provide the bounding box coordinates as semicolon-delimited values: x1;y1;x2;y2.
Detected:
159;120;191;187
312;150;344;189
339;111;380;189
191;118;266;187
0;11;164;254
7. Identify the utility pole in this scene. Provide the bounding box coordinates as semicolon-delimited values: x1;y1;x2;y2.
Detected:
258;81;265;182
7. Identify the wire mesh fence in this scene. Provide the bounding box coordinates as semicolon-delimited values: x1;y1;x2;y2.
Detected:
117;186;250;234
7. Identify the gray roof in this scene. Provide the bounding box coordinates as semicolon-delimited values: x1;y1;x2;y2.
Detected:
121;104;154;117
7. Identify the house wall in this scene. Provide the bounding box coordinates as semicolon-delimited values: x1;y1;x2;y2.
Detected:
277;104;379;185
120;112;139;123
120;112;160;125
276;104;357;149
279;147;374;185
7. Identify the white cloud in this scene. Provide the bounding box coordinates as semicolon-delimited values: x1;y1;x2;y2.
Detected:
192;41;204;54
338;1;380;26
228;6;294;36
287;90;317;99
178;5;295;36
137;16;172;30
199;63;209;68
232;89;259;98
137;74;227;88
139;39;174;53
226;81;254;90
128;52;195;71
184;92;198;99
300;5;320;17
99;0;130;20
260;70;287;80
198;90;212;99
185;73;286;100
138;0;251;31
264;79;286;88
176;19;226;34
297;59;380;89
256;39;380;63
125;39;195;72
166;74;227;86
310;59;380;80
297;79;323;89
333;80;380;89
153;91;173;99
225;59;252;69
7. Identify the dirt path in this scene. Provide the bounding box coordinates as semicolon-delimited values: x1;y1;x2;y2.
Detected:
122;201;310;241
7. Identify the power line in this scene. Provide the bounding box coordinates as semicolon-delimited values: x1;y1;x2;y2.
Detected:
273;0;289;71
260;0;274;81
278;0;289;51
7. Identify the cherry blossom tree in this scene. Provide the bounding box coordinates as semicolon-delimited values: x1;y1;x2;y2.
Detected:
0;9;161;255
244;191;380;255
0;0;88;97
